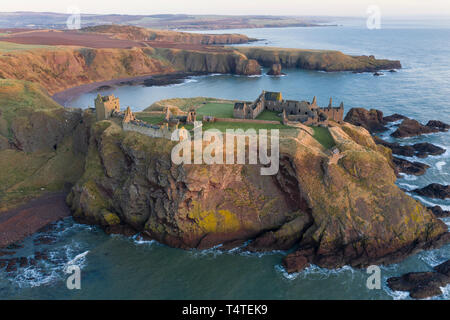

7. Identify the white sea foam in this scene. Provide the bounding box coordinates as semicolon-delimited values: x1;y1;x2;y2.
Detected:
398;174;418;181
65;250;89;268
413;195;450;211
398;183;417;190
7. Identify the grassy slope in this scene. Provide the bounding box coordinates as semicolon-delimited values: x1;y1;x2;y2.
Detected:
0;79;84;211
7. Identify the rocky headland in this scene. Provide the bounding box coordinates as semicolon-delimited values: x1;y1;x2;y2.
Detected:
344;107;448;177
0;25;401;97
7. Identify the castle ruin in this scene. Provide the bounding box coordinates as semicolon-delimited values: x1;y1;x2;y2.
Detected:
95;93;120;121
233;91;344;126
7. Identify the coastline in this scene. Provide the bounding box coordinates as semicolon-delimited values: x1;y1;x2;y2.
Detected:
0;192;71;248
52;72;206;107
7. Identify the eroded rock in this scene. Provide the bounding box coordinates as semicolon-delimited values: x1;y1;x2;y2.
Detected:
413;184;450;200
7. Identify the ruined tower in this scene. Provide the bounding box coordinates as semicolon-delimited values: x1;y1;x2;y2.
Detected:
95;94;120;121
123;106;136;123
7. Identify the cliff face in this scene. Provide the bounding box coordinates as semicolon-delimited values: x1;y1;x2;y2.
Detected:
0;47;260;95
66;118;447;268
237;47;402;72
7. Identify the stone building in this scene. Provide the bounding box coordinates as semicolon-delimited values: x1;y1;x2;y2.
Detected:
233;90;344;126
164;107;196;125
95;94;120;121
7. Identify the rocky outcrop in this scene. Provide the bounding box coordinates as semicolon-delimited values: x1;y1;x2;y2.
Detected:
393;157;429;176
373;137;445;158
391;119;449;138
237;47;401;73
413;184;450;200
66;119;448;270
387;260;450;299
344;108;387;133
267;63;284;76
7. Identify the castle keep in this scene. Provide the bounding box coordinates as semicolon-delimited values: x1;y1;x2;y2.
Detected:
233;91;344;126
95;93;120;121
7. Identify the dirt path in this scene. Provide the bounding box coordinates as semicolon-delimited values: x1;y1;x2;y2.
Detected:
0;192;71;248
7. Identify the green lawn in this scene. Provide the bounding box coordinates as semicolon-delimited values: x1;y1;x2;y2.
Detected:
196;102;234;118
185;121;292;132
255;110;281;122
136;114;165;124
312;126;335;149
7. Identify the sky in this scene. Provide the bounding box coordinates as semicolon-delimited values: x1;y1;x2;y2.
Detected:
1;0;450;17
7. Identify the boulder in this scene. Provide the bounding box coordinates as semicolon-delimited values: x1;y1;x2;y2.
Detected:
413;184;450;200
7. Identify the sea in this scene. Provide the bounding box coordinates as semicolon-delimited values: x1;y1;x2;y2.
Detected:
1;17;449;300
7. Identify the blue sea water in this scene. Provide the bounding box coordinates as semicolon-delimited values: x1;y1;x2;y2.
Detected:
1;19;450;299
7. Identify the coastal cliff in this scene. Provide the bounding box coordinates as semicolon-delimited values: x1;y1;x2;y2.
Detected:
65;114;447;268
0;80;447;269
0;46;260;95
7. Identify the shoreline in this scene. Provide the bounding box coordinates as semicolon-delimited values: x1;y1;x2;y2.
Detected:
0;192;71;248
51;72;208;107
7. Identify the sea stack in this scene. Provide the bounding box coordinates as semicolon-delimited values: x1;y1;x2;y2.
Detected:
267;63;284;76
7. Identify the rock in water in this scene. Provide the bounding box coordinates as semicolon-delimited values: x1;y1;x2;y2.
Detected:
426;120;450;131
383;113;408;123
391;119;443;138
344;108;387;133
267;63;284;76
387;259;450;299
412;142;445;158
413;184;450;200
427;206;450;218
374;137;445;158
393;157;429;176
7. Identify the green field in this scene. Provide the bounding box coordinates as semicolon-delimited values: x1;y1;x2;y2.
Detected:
255;110;281;122
196;102;234;118
312;126;335;149
136;114;165;124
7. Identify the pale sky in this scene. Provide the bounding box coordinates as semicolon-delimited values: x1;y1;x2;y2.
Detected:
1;0;450;17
